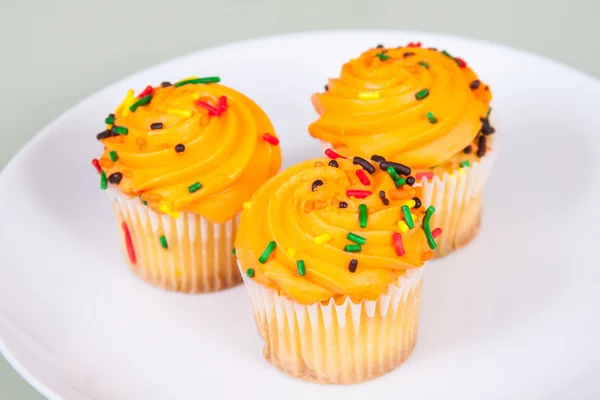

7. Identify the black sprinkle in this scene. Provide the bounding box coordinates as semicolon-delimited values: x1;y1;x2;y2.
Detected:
160;81;172;87
150;122;164;130
311;179;324;191
382;198;390;206
325;84;329;91
108;113;115;118
470;80;481;89
379;190;386;198
482;124;495;135
96;129;118;140
353;156;376;174
380;161;411;176
463;145;473;154
370;154;386;163
477;135;487;157
348;259;358;273
428;47;438;51
480;117;490;125
339;201;348;209
328;160;339;168
403;52;415;58
175;144;186;153
108;172;123;185
485;86;490;91
413;197;422;209
406;176;416;186
376;44;384;49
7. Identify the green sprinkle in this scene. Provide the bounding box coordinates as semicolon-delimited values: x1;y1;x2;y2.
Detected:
232;247;236;255
174;76;221;87
387;166;400;181
141;199;148;206
100;171;107;190
359;204;368;228
401;205;415;229
113;126;128;135
188;182;202;193
395;178;407;188
426;112;437;124
129;94;153;112
109;151;118;162
460;160;471;168
344;244;362;253
415;89;430;100
487;107;493;118
246;268;255;278
423;206;438;250
258;241;277;264
297;260;306;276
159;235;168;249
418;61;429;69
347;232;366;245
441;50;453;58
105;116;115;125
375;53;389;61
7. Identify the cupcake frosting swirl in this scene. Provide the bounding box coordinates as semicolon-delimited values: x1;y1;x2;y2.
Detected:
235;156;433;305
309;46;492;168
97;78;282;223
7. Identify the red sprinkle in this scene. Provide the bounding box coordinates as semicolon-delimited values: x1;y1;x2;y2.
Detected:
218;96;228;112
407;42;422;48
454;57;467;68
91;158;102;173
346;189;372;199
196;100;221;116
432;227;442;238
122;222;137;265
355;169;371;186
325;148;347;159
263;133;280;145
392;233;406;256
416;172;434;181
137;85;154;98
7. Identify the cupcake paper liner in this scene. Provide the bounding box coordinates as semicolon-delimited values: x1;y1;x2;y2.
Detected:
240;265;424;384
108;189;242;293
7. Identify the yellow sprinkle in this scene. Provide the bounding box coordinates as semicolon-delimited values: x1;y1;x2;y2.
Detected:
459;168;466;175
192;92;202;100
358;91;381;100
243;202;252;210
168;109;192;118
314;233;332;245
288;248;296;258
404;199;416;208
159;204;180;219
115;89;135;113
398;221;409;233
411;213;417;221
180;75;198;81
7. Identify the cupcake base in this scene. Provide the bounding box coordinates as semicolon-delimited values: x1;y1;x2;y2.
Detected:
240;267;424;384
109;189;242;293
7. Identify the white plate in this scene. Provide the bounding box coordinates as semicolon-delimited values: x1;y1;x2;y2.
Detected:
1;30;600;400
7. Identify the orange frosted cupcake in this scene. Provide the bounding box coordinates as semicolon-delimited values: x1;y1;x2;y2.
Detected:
235;156;437;384
93;76;281;293
309;43;496;257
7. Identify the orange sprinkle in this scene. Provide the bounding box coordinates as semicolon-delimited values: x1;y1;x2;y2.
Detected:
303;200;314;213
314;161;324;167
390;190;411;200
99;157;114;169
422;251;435;261
314;200;327;210
136;137;146;149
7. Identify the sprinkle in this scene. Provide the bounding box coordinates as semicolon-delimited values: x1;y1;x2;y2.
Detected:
109;151;118;162
348;259;358;273
167;109;192;118
395;178;407;188
347;190;372;199
470;80;481;89
358;91;381;100
464;145;473;154
422;251;434;261
477;135;487;157
344;244;362;253
371;154;386;163
258;241;277;263
454;57;467;68
196;100;221;116
246;268;255;278
339;201;348;208
407;42;422;47
105;116;115;125
100;171;107;190
159;235;168;249
243;202;252;210
141;199;148;206
355;169;371;186
423;206;437;250
115;89;135;114
188;182;202;193
312;179;324;191
381;161;411;176
175;144;186;153
108;172;123;185
347;232;366;245
398;221;409;233
129;94;153;112
413;197;422;208
218;96;228;112
150;122;164;130
460;160;471;168
432;227;442;238
392;233;406;256
406;176;416;186
387;166;401;181
404;199;416;208
325;148;346;159
174;76;221;87
113;126;129;135
91;158;101;173
416;172;434;181
122;222;136;264
232;247;236;255
297;260;306;276
375;53;389;61
401;205;415;229
96;130;115;140
328;160;339;168
314;233;332;245
379;190;386;198
159;204;180;219
382;197;390;206
418;61;429;69
137;85;153;98
324;84;329;91
415;89;430;100
376;44;384;48
426;112;437;124
403;52;415;58
359;204;368;228
263;133;280;145
288;248;296;257
390;190;411;200
481;118;495;135
353;156;376;174
161;81;172;87
487;107;493;118
441;50;453;58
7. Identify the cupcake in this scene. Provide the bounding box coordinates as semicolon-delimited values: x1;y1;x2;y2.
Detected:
235;155;438;383
309;43;496;257
93;76;281;292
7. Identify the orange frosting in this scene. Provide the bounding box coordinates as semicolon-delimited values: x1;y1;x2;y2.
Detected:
97;78;282;223
235;157;432;305
309;46;493;168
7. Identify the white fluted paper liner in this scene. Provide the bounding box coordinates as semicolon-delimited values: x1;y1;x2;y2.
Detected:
239;264;424;384
107;188;242;293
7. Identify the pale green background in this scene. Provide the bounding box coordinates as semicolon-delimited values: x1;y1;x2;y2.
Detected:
0;0;598;398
